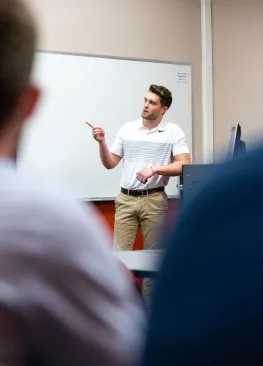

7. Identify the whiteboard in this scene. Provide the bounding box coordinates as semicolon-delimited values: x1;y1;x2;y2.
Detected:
18;51;192;200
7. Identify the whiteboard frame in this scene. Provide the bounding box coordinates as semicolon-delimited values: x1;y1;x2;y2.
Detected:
31;49;194;201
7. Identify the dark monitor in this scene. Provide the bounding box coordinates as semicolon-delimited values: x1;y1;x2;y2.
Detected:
227;123;246;160
179;123;247;208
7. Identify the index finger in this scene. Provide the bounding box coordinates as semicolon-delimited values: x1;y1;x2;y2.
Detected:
85;121;94;129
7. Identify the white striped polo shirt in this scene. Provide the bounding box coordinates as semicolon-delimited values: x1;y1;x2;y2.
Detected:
110;118;190;190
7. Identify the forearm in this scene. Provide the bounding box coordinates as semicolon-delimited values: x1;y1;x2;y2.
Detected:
154;160;191;176
99;141;117;169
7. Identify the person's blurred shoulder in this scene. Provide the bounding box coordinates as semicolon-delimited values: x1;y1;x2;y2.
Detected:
9;165;114;255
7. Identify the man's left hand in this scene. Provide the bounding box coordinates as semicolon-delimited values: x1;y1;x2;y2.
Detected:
136;168;154;184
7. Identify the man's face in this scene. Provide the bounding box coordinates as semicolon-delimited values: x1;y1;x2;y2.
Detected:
141;91;167;121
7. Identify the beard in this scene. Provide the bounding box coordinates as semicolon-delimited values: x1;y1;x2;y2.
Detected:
141;110;159;121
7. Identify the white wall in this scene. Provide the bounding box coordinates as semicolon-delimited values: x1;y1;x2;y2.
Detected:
212;0;263;158
25;0;203;162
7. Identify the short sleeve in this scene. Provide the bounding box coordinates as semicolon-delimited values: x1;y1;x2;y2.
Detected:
109;126;124;158
172;127;190;156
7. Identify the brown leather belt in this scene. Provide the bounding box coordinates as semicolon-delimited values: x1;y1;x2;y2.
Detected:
121;186;164;196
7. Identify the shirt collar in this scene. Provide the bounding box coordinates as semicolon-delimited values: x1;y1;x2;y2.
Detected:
138;118;168;132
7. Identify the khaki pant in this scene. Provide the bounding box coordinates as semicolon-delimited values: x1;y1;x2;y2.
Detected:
114;191;168;310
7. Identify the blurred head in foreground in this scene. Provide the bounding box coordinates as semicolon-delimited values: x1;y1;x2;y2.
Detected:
0;0;40;159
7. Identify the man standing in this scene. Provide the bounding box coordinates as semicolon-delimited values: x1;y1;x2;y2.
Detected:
88;85;191;307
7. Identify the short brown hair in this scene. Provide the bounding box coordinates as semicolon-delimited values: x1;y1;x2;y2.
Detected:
149;84;172;109
0;0;36;129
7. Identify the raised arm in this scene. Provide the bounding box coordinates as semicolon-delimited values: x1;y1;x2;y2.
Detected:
86;121;121;169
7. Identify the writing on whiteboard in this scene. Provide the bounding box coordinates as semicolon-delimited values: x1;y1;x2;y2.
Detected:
177;72;188;83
